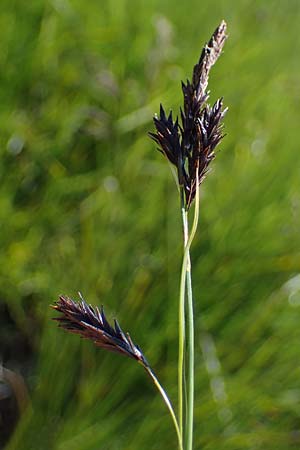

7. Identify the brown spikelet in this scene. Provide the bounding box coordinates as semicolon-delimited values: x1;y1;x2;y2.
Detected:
191;19;227;107
149;20;228;209
51;294;149;367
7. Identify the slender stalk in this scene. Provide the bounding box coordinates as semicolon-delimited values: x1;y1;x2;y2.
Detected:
185;258;194;450
178;186;188;441
145;366;183;450
179;172;200;449
185;170;200;450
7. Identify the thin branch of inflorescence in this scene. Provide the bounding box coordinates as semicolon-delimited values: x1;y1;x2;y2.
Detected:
51;294;183;450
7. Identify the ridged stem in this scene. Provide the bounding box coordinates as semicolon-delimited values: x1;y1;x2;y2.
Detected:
178;187;188;443
179;170;200;450
185;170;200;450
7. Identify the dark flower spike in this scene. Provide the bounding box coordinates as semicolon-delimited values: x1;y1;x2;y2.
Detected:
51;294;183;449
51;294;149;368
148;105;184;184
149;21;228;209
185;98;228;208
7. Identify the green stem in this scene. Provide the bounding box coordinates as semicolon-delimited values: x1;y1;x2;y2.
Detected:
185;171;200;450
145;366;183;450
179;172;200;450
185;258;194;450
178;187;188;442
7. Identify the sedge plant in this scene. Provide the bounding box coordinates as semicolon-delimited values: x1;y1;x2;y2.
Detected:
51;20;228;450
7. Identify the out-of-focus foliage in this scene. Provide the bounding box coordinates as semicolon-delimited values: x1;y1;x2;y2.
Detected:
1;0;300;449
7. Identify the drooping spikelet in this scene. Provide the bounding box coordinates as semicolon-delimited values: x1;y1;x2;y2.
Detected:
52;294;149;367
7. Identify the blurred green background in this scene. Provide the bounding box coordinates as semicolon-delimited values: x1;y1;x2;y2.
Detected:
1;0;300;449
